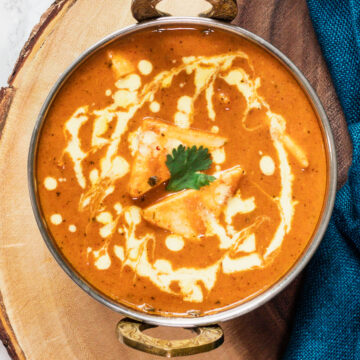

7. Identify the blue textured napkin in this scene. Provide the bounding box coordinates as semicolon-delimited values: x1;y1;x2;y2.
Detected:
283;1;360;359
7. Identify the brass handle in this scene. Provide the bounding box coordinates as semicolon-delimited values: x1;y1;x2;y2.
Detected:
131;0;238;22
116;318;224;357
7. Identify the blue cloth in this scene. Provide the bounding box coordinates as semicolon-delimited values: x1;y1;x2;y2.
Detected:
283;1;360;359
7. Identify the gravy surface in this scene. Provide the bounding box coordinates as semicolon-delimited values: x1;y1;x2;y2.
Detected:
36;25;327;316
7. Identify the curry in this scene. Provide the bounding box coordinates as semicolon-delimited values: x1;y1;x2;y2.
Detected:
36;25;327;316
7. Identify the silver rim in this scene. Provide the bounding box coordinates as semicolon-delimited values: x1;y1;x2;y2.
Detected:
28;17;337;327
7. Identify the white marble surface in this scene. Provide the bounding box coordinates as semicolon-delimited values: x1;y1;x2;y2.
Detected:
0;0;53;87
0;1;53;358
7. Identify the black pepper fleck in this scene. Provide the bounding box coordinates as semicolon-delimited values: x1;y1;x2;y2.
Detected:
148;176;158;187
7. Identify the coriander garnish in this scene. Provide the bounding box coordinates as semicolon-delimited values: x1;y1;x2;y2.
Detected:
165;145;216;192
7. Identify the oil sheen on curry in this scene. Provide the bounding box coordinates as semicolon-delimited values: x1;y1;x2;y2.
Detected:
36;25;327;316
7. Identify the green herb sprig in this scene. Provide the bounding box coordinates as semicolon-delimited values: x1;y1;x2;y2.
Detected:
165;145;216;192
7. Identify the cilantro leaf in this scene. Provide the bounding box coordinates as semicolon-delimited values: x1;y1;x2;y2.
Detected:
165;145;216;191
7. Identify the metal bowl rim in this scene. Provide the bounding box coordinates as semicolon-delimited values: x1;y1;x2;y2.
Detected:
28;16;337;327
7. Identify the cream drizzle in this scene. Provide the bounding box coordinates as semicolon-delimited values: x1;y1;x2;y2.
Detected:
44;177;57;191
63;107;88;188
59;50;309;303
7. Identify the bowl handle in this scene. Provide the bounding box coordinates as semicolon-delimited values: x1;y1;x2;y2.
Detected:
131;0;238;22
116;318;224;357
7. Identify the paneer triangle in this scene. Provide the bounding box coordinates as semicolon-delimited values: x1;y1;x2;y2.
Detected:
142;166;243;238
128;118;227;197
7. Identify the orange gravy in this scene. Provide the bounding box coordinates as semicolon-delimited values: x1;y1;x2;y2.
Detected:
36;25;327;316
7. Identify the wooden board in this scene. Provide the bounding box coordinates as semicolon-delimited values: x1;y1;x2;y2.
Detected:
0;0;351;359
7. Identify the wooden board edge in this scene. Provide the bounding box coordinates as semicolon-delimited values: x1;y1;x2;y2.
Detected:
0;87;15;139
0;1;78;358
0;292;25;360
1;0;77;139
8;0;77;86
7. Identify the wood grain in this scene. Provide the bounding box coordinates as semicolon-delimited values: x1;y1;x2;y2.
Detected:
0;0;351;359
